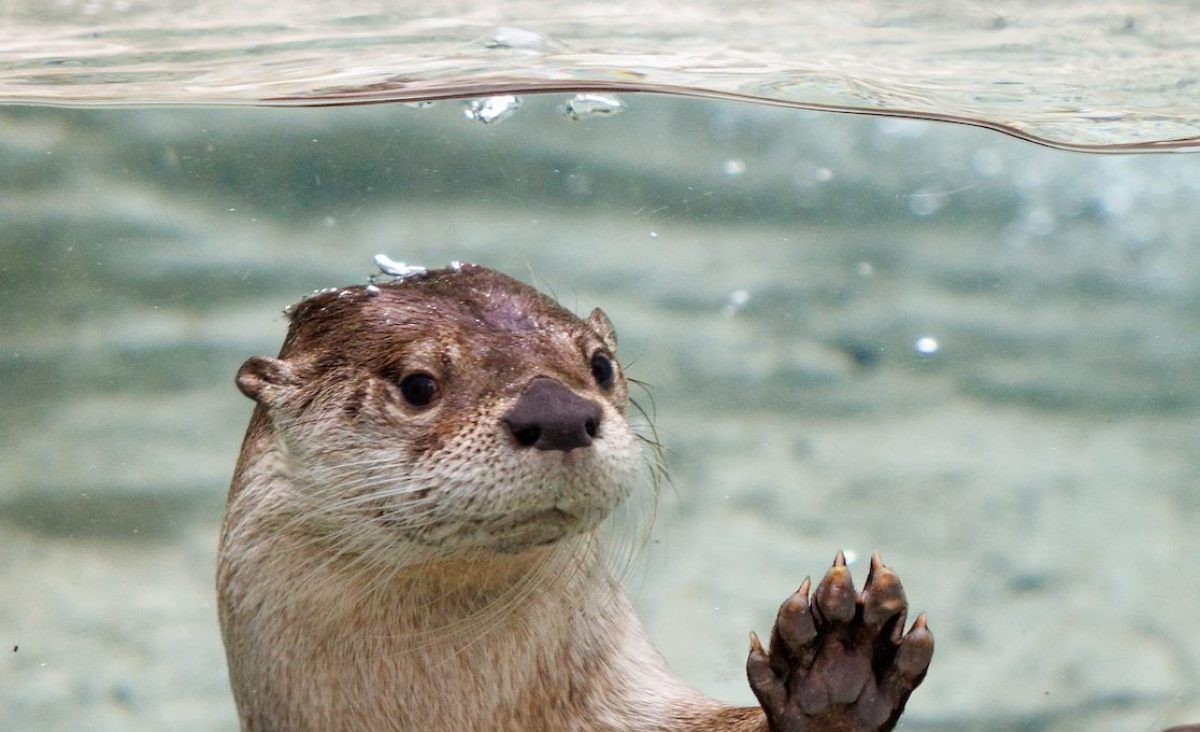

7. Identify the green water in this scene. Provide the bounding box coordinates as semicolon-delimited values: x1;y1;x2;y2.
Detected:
1;94;1198;731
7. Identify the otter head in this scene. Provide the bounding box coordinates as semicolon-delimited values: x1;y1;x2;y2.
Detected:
234;264;643;560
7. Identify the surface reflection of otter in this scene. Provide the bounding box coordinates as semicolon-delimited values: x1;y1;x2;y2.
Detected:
217;261;933;732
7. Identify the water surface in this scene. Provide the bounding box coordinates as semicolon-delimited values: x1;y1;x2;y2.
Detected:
2;1;1199;149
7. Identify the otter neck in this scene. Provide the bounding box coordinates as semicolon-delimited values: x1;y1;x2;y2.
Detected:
220;445;708;731
278;530;604;639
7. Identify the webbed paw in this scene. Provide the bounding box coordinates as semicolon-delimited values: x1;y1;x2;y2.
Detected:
746;552;933;732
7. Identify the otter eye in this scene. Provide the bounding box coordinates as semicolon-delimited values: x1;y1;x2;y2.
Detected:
589;352;615;389
399;373;438;407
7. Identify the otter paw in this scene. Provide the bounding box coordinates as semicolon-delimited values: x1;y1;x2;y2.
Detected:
746;552;933;732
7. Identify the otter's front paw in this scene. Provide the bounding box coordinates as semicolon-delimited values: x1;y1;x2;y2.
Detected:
746;552;933;732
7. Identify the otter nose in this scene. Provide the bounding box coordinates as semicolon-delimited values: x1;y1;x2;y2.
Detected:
503;377;602;452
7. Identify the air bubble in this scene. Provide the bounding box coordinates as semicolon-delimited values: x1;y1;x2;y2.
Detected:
723;159;747;176
908;190;944;217
915;336;940;355
723;289;751;316
561;93;627;121
1021;205;1056;236
483;27;562;51
463;95;521;125
373;254;428;280
876;117;928;139
972;148;1003;177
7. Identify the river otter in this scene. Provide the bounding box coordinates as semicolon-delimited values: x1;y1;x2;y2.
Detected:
217;260;934;731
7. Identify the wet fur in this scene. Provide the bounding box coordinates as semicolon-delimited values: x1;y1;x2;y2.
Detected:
218;265;767;731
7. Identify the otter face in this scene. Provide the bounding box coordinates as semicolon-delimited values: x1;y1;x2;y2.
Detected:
235;265;646;558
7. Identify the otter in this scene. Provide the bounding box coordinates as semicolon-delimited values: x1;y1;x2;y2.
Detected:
217;261;934;732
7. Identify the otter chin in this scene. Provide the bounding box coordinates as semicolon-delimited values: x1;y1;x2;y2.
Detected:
217;261;934;732
492;507;584;546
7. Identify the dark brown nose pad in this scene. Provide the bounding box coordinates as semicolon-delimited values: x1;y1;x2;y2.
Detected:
503;377;602;452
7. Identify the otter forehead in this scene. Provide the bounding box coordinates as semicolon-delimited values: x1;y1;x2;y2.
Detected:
392;267;578;334
279;265;594;373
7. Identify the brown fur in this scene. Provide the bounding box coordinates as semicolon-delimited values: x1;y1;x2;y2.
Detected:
218;265;767;731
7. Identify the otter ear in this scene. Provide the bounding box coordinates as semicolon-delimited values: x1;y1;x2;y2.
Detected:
586;308;618;353
236;356;298;406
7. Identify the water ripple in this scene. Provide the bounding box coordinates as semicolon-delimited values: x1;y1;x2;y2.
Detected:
1;1;1198;150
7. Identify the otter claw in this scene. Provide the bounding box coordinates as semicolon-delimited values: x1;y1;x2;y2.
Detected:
769;577;817;671
861;553;907;634
814;554;857;624
746;553;933;732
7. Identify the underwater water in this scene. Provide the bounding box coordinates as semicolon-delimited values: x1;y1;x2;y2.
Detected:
1;92;1199;732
